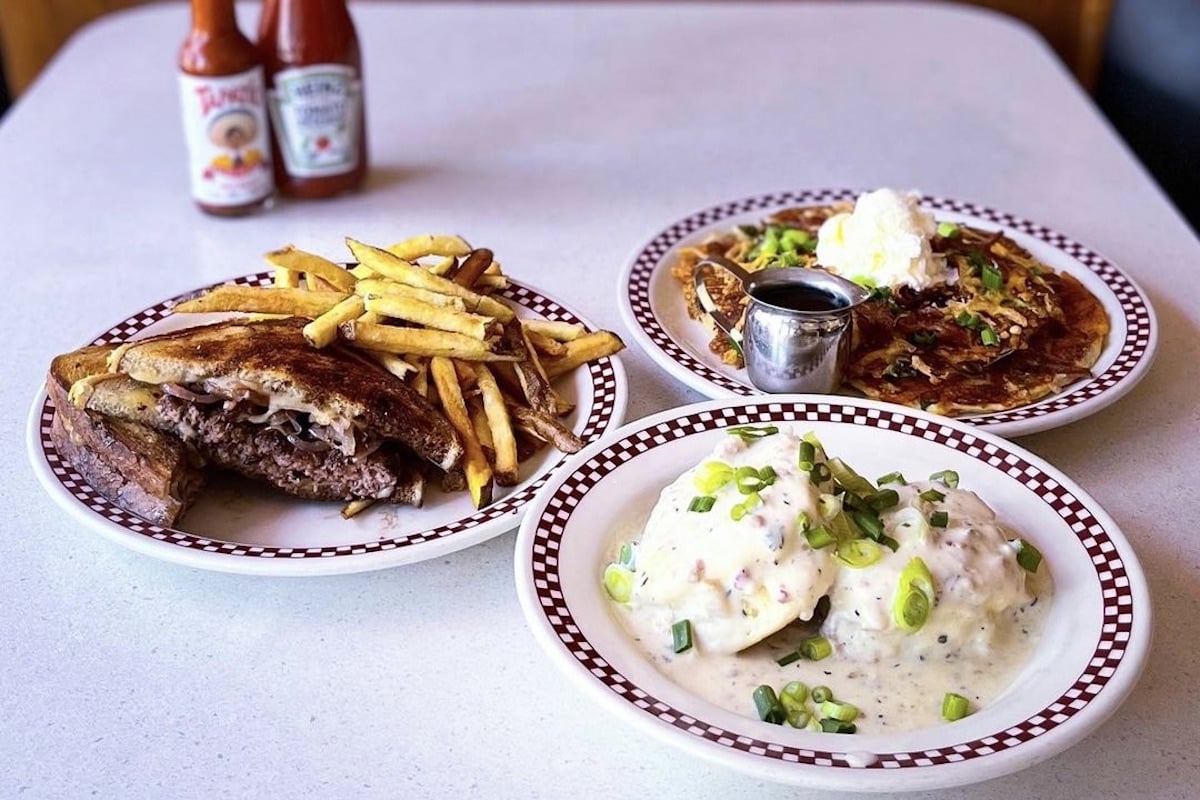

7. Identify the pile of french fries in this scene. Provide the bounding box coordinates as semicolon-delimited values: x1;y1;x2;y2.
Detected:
173;234;624;515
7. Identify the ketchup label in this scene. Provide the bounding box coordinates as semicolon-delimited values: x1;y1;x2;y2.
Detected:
268;64;362;178
179;68;274;206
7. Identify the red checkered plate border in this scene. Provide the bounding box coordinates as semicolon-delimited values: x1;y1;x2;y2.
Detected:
514;396;1150;791
619;190;1158;438
27;273;627;575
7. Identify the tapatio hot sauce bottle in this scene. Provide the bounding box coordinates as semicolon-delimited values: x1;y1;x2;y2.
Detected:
257;0;368;198
178;0;274;216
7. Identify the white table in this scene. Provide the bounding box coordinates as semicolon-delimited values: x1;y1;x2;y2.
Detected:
2;2;1197;798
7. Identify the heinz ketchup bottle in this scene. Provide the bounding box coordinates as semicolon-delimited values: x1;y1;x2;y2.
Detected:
178;0;274;216
257;0;368;199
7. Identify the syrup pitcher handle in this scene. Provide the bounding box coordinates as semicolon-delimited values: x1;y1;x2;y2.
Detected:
694;255;753;337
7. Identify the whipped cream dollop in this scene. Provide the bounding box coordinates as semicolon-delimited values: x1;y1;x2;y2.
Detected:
816;189;951;290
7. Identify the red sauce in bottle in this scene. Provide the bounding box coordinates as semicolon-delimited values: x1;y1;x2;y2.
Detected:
178;0;274;216
257;0;368;199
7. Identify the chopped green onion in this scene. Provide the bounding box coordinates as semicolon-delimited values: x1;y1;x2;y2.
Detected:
980;326;1000;346
942;692;971;721
727;425;779;442
730;492;761;521
818;493;843;519
688;495;715;513
779;228;813;251
877;471;906;485
694;461;734;494
956;311;982;330
780;681;808;706
865;489;900;511
602;563;633;603
671;619;693;654
820;700;859;722
759;465;778;484
1014;538;1043;573
796;511;811;531
758;228;780;258
909;331;937;346
819;718;857;734
851;510;885;540
981;261;1003;291
618;542;636;569
893;587;931;633
810;462;832;484
880;534;901;552
776;650;802;667
929;510;949;528
899;556;936;599
827;457;876;495
753;685;786;724
797;635;833;661
804;526;835;549
786;709;811;728
798;441;816;472
811;685;833;704
735;466;764;494
836;538;883;569
929;470;959;488
920;488;946;503
937;221;960;238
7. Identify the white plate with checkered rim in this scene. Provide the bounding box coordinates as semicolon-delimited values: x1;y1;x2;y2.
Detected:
618;190;1158;438
515;395;1150;791
27;273;628;575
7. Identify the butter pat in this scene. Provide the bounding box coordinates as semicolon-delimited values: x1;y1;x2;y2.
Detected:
816;189;951;290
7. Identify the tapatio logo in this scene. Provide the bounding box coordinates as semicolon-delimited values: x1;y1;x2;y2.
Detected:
195;80;262;117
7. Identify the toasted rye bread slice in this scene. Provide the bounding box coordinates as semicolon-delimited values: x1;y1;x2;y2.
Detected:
107;318;464;471
46;345;205;527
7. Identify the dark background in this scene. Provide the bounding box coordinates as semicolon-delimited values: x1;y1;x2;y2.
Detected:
0;1;1195;230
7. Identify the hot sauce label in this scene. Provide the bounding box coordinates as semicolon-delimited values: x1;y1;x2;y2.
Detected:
179;68;274;206
267;64;362;178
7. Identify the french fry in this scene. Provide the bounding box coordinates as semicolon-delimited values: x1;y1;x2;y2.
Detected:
503;321;557;417
357;310;386;325
542;331;626;378
484;261;502;275
363;294;497;340
302;295;366;348
508;403;584;453
427;256;458;276
430;357;493;508
411;358;429;398
265;245;357;292
523;319;587;342
345;238;515;322
453;248;494;289
354;279;469;311
350;264;375;280
473;274;509;292
475;363;519;485
524;329;567;357
364;350;417;380
274;267;300;288
387;234;472;261
341;498;376;519
339;321;519;361
174;285;349;317
469;400;495;451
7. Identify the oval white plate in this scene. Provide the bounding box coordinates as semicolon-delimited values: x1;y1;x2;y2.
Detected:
28;273;627;575
515;396;1150;792
619;190;1158;437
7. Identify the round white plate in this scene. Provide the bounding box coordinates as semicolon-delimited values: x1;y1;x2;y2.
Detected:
515;396;1150;792
619;190;1158;437
28;273;627;575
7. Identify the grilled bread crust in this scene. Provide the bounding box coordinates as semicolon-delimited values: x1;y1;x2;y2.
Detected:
46;345;205;527
108;318;464;471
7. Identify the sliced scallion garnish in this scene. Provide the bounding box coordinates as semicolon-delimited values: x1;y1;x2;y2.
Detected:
798;440;816;472
920;488;946;503
820;700;859;723
730;492;761;521
981;261;1003;291
865;489;900;511
727;425;779;442
819;718;857;734
929;510;949;528
894;587;931;632
851;510;885;540
877;470;906;485
602;563;633;603
797;635;833;661
688;495;715;513
937;221;960;238
929;470;959;488
1014;538;1043;573
804;526;835;549
836;538;883;569
753;685;786;724
942;692;971;721
980;326;1000;346
827;457;876;496
693;461;734;494
671;619;693;654
618;542;636;569
780;681;808;706
775;650;802;667
810;685;833;704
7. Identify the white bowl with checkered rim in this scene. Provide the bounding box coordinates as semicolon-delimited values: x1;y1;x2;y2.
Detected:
514;395;1150;791
618;190;1158;438
28;273;628;575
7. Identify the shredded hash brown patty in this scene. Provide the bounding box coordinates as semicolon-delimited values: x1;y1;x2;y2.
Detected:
672;205;1110;415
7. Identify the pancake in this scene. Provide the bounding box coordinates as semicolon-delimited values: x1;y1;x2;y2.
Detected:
672;205;1110;415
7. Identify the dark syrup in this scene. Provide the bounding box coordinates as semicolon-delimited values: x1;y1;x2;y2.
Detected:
752;283;847;312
